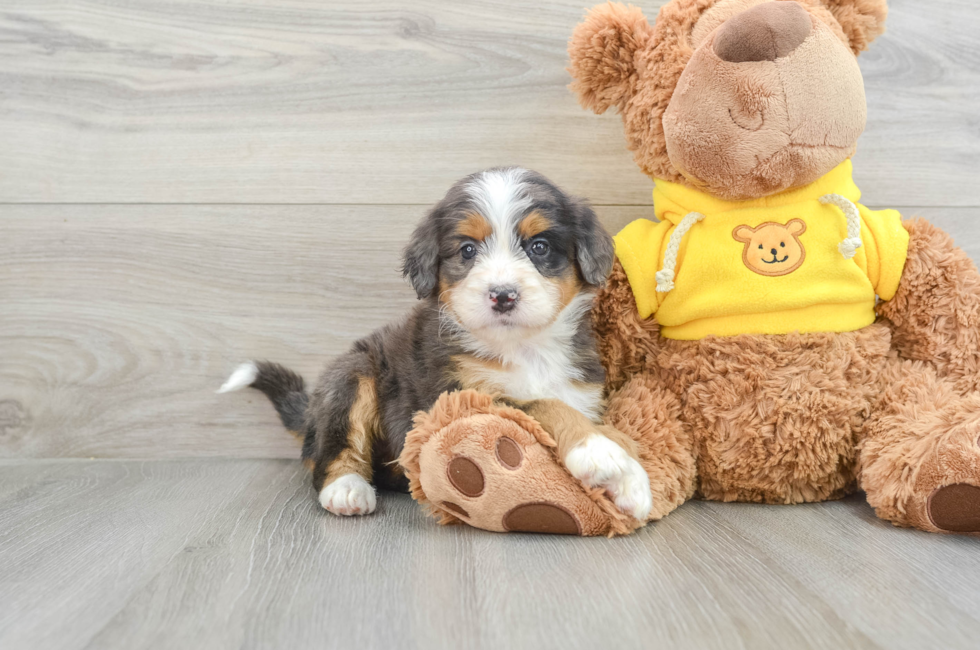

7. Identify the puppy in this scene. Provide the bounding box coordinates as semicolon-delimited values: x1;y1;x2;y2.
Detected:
219;168;652;519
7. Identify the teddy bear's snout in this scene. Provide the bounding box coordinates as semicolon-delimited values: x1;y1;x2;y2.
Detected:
714;1;812;63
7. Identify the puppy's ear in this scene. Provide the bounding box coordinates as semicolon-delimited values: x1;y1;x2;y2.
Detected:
570;198;614;287
402;207;442;300
568;3;655;115
820;0;888;54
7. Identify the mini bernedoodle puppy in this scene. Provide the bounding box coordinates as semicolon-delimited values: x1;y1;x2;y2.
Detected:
220;168;652;520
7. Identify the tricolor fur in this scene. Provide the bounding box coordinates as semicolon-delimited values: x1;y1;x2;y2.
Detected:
222;168;619;515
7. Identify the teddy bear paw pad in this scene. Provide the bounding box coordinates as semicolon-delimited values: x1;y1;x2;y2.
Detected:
495;436;523;469
447;456;485;497
928;483;980;533
440;501;470;518
502;503;581;535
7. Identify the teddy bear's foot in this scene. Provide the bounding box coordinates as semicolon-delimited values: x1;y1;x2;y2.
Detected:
911;429;980;534
862;360;980;534
422;414;610;535
400;391;644;536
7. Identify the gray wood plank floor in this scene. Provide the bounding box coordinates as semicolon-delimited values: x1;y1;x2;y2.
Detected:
2;459;979;650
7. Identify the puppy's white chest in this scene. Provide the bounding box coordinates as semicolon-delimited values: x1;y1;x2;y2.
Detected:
458;348;603;422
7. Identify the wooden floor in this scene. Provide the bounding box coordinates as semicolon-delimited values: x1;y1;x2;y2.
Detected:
1;459;979;650
2;1;980;648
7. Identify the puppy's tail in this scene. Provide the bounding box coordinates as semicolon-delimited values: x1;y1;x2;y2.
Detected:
218;361;308;439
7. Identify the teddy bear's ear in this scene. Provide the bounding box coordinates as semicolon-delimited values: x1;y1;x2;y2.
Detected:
732;225;755;243
568;3;655;115
820;0;888;54
787;219;807;236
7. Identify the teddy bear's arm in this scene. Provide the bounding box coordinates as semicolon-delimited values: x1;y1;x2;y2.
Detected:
593;257;666;392
877;218;980;386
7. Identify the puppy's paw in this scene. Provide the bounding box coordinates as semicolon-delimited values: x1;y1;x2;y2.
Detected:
318;474;377;516
564;434;652;521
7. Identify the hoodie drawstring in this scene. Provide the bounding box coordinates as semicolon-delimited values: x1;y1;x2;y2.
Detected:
820;193;863;259
655;211;705;293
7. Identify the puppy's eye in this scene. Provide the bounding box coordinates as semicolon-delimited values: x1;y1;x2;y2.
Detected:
460;243;477;260
758;244;763;250
530;240;550;256
780;242;785;248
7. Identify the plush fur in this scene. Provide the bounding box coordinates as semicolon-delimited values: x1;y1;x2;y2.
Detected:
569;0;980;535
877;218;980;394
860;358;980;532
569;0;886;197
822;0;889;53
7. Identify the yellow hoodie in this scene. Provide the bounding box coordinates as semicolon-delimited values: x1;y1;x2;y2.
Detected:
614;160;909;340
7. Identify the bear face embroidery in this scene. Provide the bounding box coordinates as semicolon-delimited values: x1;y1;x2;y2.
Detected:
732;219;807;277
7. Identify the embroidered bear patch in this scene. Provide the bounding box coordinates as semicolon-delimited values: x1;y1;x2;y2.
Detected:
732;219;807;277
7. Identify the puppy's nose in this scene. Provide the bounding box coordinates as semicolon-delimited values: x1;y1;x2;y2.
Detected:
489;286;519;313
771;248;779;256
714;1;812;63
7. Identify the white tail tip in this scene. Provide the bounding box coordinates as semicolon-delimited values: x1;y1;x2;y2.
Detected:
217;362;259;394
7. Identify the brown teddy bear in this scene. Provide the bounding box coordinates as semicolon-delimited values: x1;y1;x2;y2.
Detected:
573;0;980;534
400;0;980;536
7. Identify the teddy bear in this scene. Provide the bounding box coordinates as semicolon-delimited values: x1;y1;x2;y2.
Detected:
399;0;980;536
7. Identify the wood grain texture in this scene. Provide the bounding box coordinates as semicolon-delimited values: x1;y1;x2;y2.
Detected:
1;459;979;650
0;204;649;458
1;204;975;459
0;0;977;206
